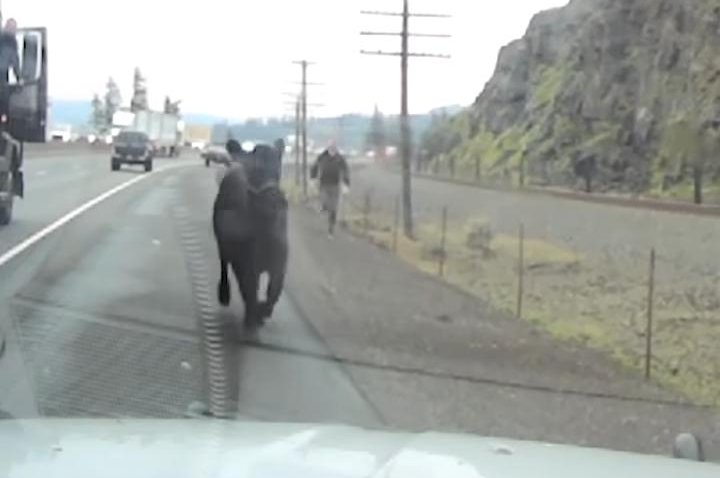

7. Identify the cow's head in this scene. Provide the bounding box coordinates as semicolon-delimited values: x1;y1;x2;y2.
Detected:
226;139;243;155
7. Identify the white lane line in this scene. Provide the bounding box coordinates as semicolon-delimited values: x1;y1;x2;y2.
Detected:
0;165;185;268
36;170;47;176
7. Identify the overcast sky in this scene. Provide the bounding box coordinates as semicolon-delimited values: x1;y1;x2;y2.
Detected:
3;0;568;119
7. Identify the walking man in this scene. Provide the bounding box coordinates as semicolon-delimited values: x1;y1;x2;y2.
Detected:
0;18;20;86
0;18;20;123
311;140;350;237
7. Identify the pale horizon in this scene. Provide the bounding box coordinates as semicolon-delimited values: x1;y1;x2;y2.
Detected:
4;0;569;119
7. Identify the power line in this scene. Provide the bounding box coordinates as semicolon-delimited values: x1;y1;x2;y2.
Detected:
284;101;325;108
361;10;450;18
290;82;325;87
360;32;451;38
360;50;450;58
360;0;451;238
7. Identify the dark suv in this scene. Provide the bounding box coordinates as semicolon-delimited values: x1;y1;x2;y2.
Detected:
111;131;154;172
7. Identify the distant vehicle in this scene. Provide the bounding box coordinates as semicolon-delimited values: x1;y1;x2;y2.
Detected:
111;131;154;172
49;125;72;142
113;110;182;158
184;124;211;150
202;144;230;167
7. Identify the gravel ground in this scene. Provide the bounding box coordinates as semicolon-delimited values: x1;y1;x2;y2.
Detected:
349;167;720;279
285;202;720;460
341;166;720;404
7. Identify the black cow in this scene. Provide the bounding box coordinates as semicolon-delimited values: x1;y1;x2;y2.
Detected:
213;139;288;328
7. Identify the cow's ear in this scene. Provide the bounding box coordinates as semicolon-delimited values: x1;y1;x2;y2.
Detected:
226;139;241;154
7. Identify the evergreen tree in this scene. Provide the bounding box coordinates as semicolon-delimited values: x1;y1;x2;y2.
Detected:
130;67;148;112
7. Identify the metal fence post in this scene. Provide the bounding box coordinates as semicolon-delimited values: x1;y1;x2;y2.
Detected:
645;248;656;380
393;196;400;253
363;191;371;236
439;206;448;277
517;223;525;319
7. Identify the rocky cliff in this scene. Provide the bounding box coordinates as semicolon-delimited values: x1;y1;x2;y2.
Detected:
427;0;720;193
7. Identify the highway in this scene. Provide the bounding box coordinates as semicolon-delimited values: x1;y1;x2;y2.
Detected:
0;147;379;424
0;146;719;460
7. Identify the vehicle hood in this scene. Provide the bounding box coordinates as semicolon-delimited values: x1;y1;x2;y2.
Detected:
0;419;716;477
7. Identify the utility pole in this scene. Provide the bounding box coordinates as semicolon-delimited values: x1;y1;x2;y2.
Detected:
294;99;301;186
283;97;302;185
361;0;451;238
283;92;302;186
285;88;324;187
292;60;321;197
301;61;308;197
337;115;345;150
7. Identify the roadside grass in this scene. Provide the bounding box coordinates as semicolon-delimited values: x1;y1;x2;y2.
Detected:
284;181;720;406
648;181;720;205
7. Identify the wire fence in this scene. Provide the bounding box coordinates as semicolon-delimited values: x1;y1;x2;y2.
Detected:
424;161;720;209
330;186;720;407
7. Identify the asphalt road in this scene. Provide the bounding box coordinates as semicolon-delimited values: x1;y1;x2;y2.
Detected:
1;150;718;463
0;149;379;426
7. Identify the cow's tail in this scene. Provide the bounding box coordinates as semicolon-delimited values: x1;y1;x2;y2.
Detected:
218;257;230;306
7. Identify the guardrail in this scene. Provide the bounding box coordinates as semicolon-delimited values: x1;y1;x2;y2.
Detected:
24;142;110;158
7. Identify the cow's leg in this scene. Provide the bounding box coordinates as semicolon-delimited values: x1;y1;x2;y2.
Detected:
233;257;260;328
241;270;261;328
262;242;288;320
262;272;285;320
217;255;230;306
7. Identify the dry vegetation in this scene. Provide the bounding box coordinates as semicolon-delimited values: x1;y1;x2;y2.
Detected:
283;181;720;405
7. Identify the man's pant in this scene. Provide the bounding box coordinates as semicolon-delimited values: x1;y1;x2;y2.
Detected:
319;184;340;233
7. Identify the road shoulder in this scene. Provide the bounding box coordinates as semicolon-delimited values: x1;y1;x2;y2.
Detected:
286;202;720;457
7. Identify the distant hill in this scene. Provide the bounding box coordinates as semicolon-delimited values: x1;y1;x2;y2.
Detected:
211;111;446;152
49;98;457;151
428;105;465;116
183;113;230;125
49;99;229;129
49;99;90;128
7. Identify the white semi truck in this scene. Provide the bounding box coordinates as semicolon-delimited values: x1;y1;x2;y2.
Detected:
113;109;183;157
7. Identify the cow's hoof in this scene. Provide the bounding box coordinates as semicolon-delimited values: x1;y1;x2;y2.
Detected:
243;313;266;331
217;282;230;306
243;316;259;330
258;303;274;321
